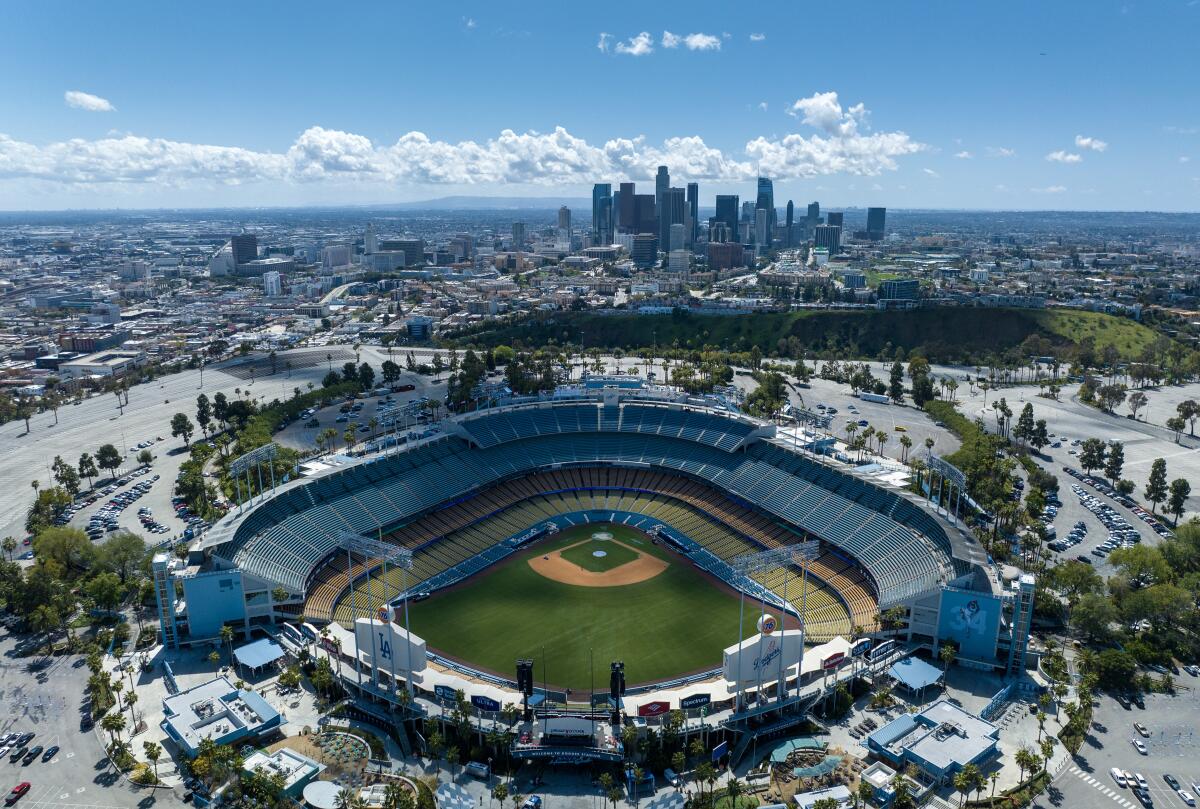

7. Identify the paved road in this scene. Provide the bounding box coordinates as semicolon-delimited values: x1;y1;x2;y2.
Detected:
0;631;183;809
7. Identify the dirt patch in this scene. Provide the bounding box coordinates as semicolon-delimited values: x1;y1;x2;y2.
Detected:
528;537;668;587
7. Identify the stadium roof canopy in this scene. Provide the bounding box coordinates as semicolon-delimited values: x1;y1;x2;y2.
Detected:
889;656;943;692
234;637;286;671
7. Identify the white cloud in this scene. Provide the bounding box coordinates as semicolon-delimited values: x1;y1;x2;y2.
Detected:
922;168;940;177
954;151;973;159
1031;185;1067;193
787;91;867;137
596;32;611;53
1181;156;1191;163
1075;134;1107;152
757;101;768;112
986;146;1015;158
0;99;925;190
463;16;476;29
662;31;720;50
749;32;766;41
64;90;115;112
1046;150;1082;163
614;31;654;56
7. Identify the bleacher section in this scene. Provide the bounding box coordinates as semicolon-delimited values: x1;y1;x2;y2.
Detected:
211;400;955;614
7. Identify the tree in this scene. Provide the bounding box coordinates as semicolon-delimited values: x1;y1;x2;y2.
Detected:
811;799;839;809
196;393;212;438
1104;441;1125;485
100;711;126;745
1050;560;1102;607
358;362;376;390
939;643;957;685
1144;458;1168;513
1168;416;1187;443
78;453;98;490
1030;418;1050;452
1072;593;1118;641
220;624;236;667
1168;478;1191;525
51;455;80;497
85;571;123;611
1014;402;1035;445
170;413;195;447
33;526;95;573
1097;383;1127;413
1079;438;1107;476
1178;399;1199;436
207;650;220;671
1;537;14;561
888;361;905;404
1127;390;1148;420
96;444;122;479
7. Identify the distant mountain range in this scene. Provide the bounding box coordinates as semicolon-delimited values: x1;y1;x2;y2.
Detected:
389;195;592;210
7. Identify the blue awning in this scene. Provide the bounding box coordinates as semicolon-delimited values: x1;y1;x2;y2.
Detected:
889;656;944;692
234;637;286;670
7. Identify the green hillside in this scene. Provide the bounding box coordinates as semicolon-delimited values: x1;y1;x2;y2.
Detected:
449;307;1164;364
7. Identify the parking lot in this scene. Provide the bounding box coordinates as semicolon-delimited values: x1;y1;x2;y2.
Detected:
0;631;182;809
1047;686;1200;809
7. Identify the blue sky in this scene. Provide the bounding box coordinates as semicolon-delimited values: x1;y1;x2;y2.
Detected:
0;0;1198;210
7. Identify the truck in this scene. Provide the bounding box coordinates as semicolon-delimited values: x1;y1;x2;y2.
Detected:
858;392;891;404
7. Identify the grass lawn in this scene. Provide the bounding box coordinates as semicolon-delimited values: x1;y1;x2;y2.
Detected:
558;536;639;572
405;523;758;691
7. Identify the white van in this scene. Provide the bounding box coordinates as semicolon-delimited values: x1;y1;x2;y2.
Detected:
663;768;681;788
466;761;490;779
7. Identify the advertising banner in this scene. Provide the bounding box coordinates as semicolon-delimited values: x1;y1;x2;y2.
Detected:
851;639;872;658
638;701;670;718
680;693;711;710
471;695;501;713
867;639;897;662
434;685;457;702
711;741;728;762
937;589;1002;661
822;652;845;670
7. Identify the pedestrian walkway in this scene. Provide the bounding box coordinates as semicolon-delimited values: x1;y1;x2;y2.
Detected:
1067;767;1135;808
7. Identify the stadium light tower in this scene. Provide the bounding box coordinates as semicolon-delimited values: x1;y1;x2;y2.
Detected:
730;541;820;706
338;531;414;698
229;443;279;513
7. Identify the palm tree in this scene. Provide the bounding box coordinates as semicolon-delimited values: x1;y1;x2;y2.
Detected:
125;692;138;729
100;712;126;746
143;741;162;782
221;624;236;667
952;769;971;808
939;643;956;687
725;777;744;809
336;787;368;809
208;650;221;672
383;783;412;809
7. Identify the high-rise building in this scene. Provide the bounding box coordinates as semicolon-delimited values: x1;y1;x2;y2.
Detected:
511;222;526;250
631;233;658;269
592;183;613;245
364;223;378;254
667;249;690;275
618;182;636;233
669;223;685;253
814;224;842;253
634;194;657;235
714;195;739;242
785;201;794;247
754;209;770;252
706;241;745;271
686;183;699;246
263;271;282;297
557;206;571;244
655;166;670;222
379;239;425;266
806;201;820;224
755;177;776;247
867;207;887;240
659;187;686;251
827;211;844;229
879;278;919;300
321;243;352;269
230;234;258;264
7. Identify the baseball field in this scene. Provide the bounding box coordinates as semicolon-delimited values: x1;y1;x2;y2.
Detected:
404;523;763;692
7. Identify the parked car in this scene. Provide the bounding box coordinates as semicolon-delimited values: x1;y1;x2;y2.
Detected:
4;783;30;806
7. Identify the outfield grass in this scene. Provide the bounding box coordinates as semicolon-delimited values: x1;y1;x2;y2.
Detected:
559;537;639;572
405;523;760;691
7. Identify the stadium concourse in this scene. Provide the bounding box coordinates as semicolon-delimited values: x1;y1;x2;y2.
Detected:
179;380;979;665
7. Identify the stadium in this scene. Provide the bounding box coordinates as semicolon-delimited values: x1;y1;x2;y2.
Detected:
158;378;1024;763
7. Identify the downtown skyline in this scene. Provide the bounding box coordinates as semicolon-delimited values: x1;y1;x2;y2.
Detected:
1;0;1198;211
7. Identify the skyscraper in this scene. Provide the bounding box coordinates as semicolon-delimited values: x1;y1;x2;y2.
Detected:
511;222;526;250
634;194;657;235
754;208;770;252
618;182;636;233
558;206;571;233
686;182;699;247
827;211;844;229
659;187;686;251
806;201;820;224
655;165;670;222
814;224;842;253
785;201;794;247
755;177;776;246
714;195;739;242
591;183;613;245
230;234;258;264
364;223;378;254
631;233;658;269
867;207;887;240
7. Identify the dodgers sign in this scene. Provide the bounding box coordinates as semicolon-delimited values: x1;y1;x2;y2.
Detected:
353;617;428;674
722;630;803;684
